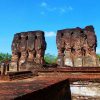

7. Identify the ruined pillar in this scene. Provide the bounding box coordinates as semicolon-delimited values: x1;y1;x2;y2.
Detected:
27;31;36;62
56;30;65;67
56;29;73;67
1;63;6;75
35;31;46;64
11;30;46;71
71;28;83;67
56;25;98;67
0;61;9;75
63;30;73;67
19;32;28;68
83;26;98;67
11;33;21;71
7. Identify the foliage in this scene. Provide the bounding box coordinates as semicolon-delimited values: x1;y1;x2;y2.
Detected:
44;53;100;64
97;54;100;61
0;53;99;64
0;52;58;64
0;53;11;62
96;54;100;59
97;54;100;58
44;53;57;64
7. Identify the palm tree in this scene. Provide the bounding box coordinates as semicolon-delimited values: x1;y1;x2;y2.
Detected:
0;53;11;63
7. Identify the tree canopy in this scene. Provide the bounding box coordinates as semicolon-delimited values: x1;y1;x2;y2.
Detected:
0;52;99;64
44;53;57;64
0;53;11;62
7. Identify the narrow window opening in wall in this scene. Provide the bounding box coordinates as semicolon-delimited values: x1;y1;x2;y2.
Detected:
61;33;64;37
26;36;28;40
18;52;21;59
62;48;65;54
35;36;37;39
71;47;75;53
81;31;84;33
19;36;21;40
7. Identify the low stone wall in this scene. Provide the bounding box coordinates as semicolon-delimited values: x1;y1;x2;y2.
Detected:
71;81;100;100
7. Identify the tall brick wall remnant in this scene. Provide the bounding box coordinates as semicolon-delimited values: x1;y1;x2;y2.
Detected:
56;25;99;67
11;31;46;71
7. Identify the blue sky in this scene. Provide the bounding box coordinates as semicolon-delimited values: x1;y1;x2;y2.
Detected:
0;0;100;55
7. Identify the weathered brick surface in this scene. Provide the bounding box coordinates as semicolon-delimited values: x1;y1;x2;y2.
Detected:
56;25;99;67
11;31;46;71
0;77;71;100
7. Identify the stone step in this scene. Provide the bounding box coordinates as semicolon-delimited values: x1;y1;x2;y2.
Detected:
38;67;100;73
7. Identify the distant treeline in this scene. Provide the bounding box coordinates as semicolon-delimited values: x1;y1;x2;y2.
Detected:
44;53;57;64
0;53;100;64
97;54;100;61
0;53;57;64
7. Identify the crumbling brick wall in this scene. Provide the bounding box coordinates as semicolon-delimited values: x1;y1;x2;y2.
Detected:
56;25;98;67
11;31;46;71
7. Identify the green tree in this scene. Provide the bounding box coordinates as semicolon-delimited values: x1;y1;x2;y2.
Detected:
44;53;57;64
97;54;100;61
0;53;11;62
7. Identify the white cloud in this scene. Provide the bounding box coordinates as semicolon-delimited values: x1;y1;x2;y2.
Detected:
41;2;47;7
45;31;56;37
59;6;73;14
68;6;73;10
40;2;73;15
60;8;66;13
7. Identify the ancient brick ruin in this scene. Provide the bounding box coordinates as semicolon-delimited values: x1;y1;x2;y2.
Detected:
0;25;99;76
0;25;100;100
11;31;46;71
56;25;98;67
